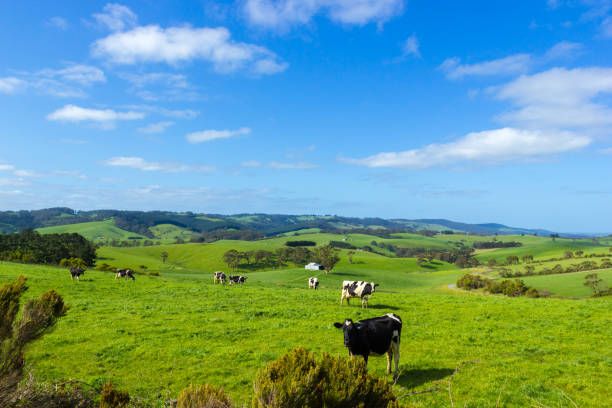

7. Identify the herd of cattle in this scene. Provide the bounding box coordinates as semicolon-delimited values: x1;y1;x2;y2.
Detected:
211;271;401;380
69;265;402;380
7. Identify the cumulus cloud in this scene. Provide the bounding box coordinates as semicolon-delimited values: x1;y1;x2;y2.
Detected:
103;156;214;173
342;127;590;168
137;121;174;134
243;0;404;28
495;67;612;128
92;25;288;75
186;127;251;143
402;34;421;58
439;54;532;79
46;105;145;124
92;3;138;31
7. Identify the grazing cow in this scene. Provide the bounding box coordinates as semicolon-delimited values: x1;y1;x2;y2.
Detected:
308;277;319;290
340;280;378;308
213;271;227;284
228;275;247;285
70;267;85;281
115;269;135;280
333;313;402;381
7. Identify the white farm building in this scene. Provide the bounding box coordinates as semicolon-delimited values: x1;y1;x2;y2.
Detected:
305;262;324;270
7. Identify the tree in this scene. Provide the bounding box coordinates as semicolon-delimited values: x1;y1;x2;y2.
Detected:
347;251;355;264
505;255;519;265
584;273;607;296
488;258;497;266
161;251;169;263
223;249;240;271
575;250;584;257
521;254;534;263
313;245;340;274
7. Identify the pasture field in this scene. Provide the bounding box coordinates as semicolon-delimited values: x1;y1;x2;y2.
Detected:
36;220;148;242
520;269;612;298
1;260;610;407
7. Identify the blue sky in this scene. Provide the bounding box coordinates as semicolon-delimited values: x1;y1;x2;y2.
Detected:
1;0;611;233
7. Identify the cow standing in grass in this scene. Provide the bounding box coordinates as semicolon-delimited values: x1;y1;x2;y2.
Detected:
213;271;226;284
340;281;378;308
308;277;319;290
115;269;135;280
334;313;402;381
228;275;247;285
70;267;85;281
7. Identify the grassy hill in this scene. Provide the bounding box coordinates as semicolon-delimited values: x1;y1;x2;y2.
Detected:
36;219;148;241
0;261;609;407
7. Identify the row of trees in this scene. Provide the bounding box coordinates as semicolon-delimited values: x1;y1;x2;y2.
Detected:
456;274;539;297
222;245;340;274
0;229;96;266
499;259;612;278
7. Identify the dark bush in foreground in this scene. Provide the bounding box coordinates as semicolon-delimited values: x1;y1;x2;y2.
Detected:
252;347;400;408
11;376;94;408
0;276;69;406
177;384;233;408
99;381;130;408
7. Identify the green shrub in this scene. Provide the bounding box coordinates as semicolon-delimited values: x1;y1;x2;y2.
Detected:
525;287;540;298
252;347;400;408
177;384;233;408
456;274;491;290
99;381;130;408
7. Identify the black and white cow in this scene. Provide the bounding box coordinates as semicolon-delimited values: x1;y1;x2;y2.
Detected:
213;271;227;284
115;269;135;280
70;267;85;281
333;313;402;381
340;280;378;308
228;275;247;285
308;277;319;290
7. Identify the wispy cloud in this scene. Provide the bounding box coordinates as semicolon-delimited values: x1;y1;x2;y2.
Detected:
186;127;251;143
342;127;590;169
0;77;27;94
102;156;214;173
123;105;199;119
402;34;421;58
439;41;582;80
137;121;174;134
46;16;68;30
243;0;404;29
92;3;138;31
240;160;317;169
47;105;145;127
439;54;532;79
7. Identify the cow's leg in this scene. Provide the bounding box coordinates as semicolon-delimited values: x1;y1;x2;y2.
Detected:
340;294;344;306
363;354;369;367
76;275;79;281
71;275;74;281
386;349;393;374
393;337;400;381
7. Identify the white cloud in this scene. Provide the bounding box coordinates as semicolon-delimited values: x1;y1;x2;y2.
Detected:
0;77;27;94
268;161;317;169
39;65;106;86
47;105;145;123
93;3;138;31
342;127;590;169
123;105;199;119
439;54;532;79
92;25;288;75
495;67;612;128
402;34;420;58
243;0;404;29
138;121;174;133
241;160;262;167
47;16;68;30
0;164;15;171
103;156;214;173
186;127;251;143
120;72;188;88
543;41;583;60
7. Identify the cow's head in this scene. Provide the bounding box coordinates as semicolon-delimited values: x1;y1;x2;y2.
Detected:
333;319;362;347
371;282;379;292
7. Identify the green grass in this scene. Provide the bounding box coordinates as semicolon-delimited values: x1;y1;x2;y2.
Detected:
36;219;148;242
521;269;612;298
149;224;195;241
0;261;610;407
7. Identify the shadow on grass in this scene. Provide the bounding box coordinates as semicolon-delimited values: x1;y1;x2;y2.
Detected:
366;304;401;310
397;367;455;388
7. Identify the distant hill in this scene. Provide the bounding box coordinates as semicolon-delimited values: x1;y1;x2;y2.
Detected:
0;207;576;239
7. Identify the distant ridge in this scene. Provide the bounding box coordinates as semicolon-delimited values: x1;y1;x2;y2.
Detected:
0;207;596;238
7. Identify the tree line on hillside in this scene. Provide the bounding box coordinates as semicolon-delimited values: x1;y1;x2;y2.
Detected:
456;274;540;297
499;258;612;278
369;241;479;268
222;245;340;274
0;229;96;266
473;241;522;249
